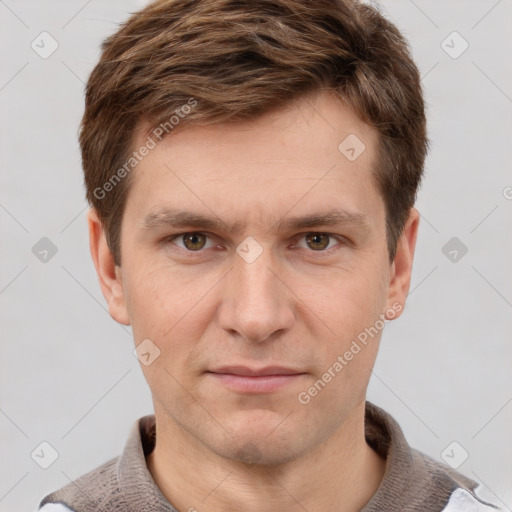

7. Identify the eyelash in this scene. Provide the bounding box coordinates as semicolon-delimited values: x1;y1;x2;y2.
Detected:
164;232;347;256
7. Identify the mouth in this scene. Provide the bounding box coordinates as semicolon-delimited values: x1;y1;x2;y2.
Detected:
206;366;306;393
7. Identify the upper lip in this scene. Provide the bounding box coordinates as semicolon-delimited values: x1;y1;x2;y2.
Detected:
208;365;304;376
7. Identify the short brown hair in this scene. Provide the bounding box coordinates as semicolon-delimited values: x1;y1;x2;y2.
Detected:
81;0;427;266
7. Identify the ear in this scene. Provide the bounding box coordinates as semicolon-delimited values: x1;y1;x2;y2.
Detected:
385;207;420;319
87;208;130;326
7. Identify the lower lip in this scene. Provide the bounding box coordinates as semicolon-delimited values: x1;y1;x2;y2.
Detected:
208;373;304;393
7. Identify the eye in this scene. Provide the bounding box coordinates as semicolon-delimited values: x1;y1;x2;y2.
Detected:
170;232;215;251
295;233;342;251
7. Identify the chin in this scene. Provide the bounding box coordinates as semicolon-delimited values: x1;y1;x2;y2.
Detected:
227;437;303;467
214;415;308;467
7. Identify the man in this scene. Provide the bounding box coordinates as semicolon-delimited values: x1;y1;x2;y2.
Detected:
37;0;503;510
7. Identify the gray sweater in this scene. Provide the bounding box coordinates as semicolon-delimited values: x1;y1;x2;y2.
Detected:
38;402;503;511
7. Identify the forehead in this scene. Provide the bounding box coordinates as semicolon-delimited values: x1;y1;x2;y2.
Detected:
126;90;382;223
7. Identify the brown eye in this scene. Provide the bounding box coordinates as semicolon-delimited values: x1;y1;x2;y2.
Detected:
305;233;331;250
182;233;207;251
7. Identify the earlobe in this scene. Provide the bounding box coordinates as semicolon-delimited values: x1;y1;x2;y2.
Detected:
385;208;420;319
87;208;131;326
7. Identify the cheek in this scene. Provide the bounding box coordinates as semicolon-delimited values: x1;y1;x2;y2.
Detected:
125;262;220;376
297;261;389;394
126;266;214;407
309;263;389;336
126;260;198;334
296;274;386;414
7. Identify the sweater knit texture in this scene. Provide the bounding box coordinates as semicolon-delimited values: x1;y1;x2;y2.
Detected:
38;402;502;511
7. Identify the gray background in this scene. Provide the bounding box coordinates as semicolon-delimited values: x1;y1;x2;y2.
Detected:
0;1;511;510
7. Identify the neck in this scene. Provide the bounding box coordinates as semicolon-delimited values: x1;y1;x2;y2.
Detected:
146;401;386;512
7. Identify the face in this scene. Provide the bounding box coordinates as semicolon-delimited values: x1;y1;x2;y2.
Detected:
90;90;417;466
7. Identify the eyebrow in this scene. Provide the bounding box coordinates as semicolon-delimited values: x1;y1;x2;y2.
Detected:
279;210;368;231
140;208;369;235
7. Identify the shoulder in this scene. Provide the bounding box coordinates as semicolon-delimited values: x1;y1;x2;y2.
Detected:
37;505;75;512
441;477;505;511
363;403;504;512
36;415;157;512
37;456;121;510
442;485;505;511
414;449;504;512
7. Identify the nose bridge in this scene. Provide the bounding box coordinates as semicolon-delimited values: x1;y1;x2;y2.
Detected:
219;240;293;343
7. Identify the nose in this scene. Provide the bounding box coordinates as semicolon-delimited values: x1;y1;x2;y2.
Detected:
217;244;295;344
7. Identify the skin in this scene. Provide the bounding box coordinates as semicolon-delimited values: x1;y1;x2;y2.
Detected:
88;89;419;512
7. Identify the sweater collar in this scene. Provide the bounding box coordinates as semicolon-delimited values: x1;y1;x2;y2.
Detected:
116;402;414;511
117;414;178;511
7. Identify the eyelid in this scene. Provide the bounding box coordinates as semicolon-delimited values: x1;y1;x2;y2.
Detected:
166;231;217;252
165;231;347;254
291;232;347;252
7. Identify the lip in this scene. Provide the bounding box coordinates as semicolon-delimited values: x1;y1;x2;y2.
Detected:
206;366;306;393
209;365;304;376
